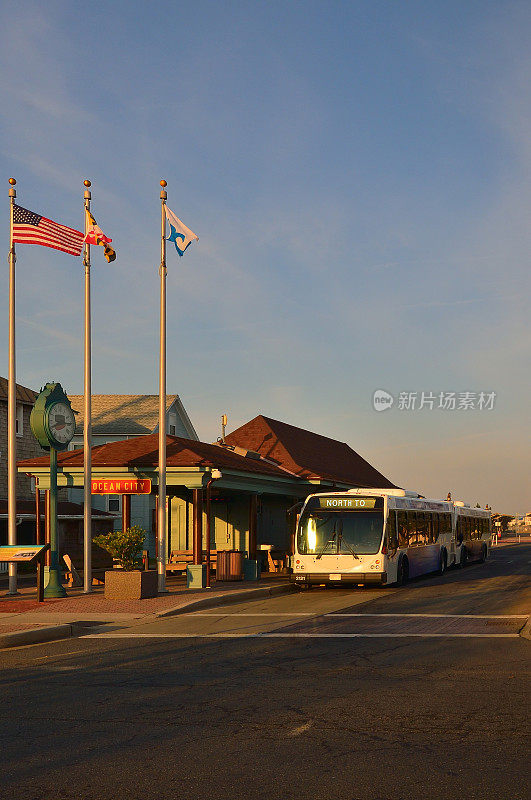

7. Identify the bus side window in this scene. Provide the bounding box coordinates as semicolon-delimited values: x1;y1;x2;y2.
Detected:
417;512;428;546
456;517;463;544
408;512;418;546
386;511;398;550
432;514;439;543
427;513;434;544
397;511;408;548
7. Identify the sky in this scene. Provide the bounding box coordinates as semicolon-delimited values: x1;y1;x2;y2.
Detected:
0;1;529;512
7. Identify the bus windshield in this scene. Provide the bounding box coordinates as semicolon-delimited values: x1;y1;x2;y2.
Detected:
297;510;384;556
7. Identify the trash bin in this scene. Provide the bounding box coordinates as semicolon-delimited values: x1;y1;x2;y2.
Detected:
216;550;244;581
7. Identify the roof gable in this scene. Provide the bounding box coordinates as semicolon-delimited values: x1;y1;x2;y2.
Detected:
224;415;397;488
68;394;198;439
0;376;37;405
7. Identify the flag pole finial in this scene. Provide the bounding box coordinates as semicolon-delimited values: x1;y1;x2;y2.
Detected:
8;178;16;186
160;179;167;187
83;179;91;188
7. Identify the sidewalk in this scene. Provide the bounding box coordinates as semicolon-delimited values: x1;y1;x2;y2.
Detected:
0;574;294;648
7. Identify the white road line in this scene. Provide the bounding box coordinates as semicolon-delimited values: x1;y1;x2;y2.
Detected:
188;613;528;619
81;633;521;639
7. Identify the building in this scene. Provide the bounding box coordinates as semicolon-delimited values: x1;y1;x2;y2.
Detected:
19;416;398;560
0;376;40;504
224;415;397;489
67;394;198;543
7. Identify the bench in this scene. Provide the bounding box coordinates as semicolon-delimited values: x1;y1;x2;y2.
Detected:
61;544;114;587
166;549;219;575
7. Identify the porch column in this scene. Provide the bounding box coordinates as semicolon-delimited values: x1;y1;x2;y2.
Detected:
121;494;131;532
192;488;203;565
35;484;42;545
249;494;258;560
44;489;51;566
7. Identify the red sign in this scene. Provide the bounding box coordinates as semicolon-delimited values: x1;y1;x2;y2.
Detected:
91;478;152;495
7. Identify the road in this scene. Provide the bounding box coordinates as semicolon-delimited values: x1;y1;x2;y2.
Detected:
1;544;529;800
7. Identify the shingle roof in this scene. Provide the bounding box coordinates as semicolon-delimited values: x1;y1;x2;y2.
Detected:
0;376;37;405
224;415;397;488
68;394;181;436
18;432;300;479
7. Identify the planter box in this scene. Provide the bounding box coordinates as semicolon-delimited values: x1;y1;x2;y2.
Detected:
104;569;158;600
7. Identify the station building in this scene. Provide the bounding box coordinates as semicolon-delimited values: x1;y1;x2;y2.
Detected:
18;415;397;564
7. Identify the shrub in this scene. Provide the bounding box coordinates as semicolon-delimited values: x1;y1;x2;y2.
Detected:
94;525;146;571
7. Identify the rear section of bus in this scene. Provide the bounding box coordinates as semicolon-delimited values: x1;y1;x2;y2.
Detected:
291;493;389;586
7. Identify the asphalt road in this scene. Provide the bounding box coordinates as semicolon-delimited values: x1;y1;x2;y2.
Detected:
1;544;529;800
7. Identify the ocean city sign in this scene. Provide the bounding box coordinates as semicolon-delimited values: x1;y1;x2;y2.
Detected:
91;478;152;495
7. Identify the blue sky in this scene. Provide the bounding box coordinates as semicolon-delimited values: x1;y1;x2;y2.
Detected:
1;1;529;511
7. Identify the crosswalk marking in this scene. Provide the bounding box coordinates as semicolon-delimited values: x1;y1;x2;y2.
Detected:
188;612;528;619
81;632;520;639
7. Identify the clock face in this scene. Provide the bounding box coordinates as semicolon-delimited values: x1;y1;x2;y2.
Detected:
47;402;75;445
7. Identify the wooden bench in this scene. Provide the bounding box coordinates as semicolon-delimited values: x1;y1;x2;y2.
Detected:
166;549;219;575
61;544;114;586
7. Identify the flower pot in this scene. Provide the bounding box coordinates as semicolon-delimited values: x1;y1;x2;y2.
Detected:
104;569;158;600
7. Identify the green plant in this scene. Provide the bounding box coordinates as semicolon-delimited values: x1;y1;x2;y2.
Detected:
94;525;146;571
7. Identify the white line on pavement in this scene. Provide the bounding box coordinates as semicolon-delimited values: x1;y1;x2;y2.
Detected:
80;633;521;639
187;613;528;619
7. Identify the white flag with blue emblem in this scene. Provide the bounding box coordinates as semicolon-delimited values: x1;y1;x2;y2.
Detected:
165;206;199;257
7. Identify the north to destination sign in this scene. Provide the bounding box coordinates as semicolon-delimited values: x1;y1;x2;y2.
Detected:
315;496;380;510
91;478;152;495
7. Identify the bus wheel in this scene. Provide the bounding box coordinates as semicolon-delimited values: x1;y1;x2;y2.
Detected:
397;557;409;586
437;549;447;575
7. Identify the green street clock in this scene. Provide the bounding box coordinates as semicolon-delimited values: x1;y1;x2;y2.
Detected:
30;382;76;451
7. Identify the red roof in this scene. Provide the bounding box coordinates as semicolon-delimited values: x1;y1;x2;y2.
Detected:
224;415;397;488
18;432;299;480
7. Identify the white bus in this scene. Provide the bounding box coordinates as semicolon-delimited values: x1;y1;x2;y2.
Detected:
291;488;491;587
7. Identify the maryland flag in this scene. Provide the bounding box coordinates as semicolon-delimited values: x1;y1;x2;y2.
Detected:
84;212;116;262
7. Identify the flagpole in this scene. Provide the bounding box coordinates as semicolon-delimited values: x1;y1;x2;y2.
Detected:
158;179;168;593
7;178;18;595
83;180;92;593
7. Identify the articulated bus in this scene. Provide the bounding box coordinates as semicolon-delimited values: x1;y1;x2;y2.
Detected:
291;489;491;588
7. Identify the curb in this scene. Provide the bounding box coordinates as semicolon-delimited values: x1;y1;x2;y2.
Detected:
156;581;296;618
0;623;74;649
519;617;531;641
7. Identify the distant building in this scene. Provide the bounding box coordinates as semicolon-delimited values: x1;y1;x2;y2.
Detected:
68;394;198;447
0;376;40;504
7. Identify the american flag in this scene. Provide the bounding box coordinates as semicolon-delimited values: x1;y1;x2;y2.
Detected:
12;204;84;256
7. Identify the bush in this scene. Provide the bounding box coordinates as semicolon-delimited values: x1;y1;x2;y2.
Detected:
94;525;146;571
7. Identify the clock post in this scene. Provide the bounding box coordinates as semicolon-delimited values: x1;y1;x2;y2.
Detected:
30;382;76;598
45;445;66;598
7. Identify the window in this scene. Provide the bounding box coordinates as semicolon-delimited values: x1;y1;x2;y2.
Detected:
386;510;398;550
432;514;439;543
397;511;408;548
168;412;178;436
15;404;23;437
108;495;120;513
